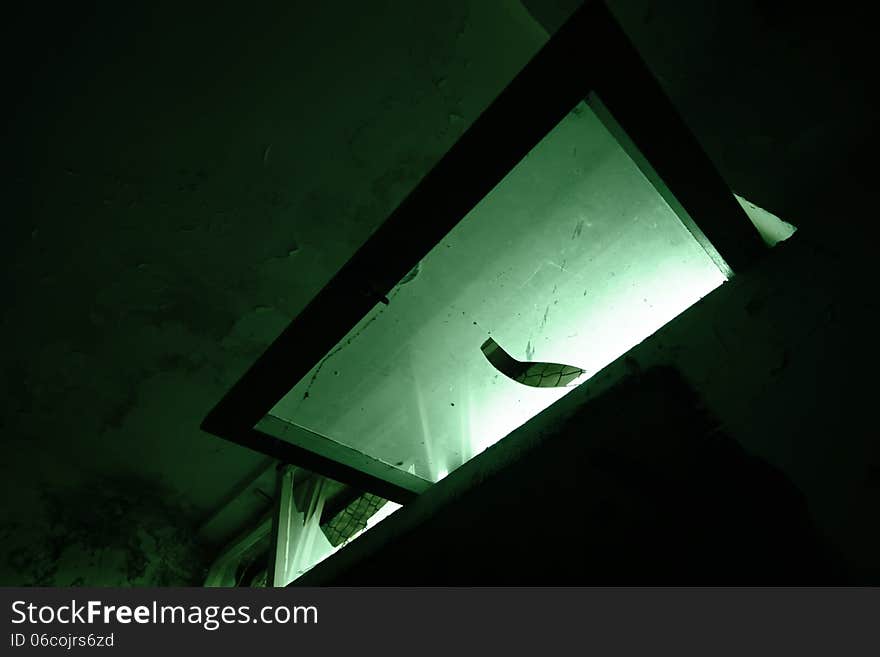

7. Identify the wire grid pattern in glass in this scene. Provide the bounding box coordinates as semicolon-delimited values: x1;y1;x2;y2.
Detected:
322;493;386;547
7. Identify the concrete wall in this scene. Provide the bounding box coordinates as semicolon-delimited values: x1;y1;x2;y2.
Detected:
3;0;876;584
295;233;878;583
1;0;547;586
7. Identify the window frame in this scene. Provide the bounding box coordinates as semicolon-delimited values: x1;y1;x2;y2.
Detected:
200;0;765;504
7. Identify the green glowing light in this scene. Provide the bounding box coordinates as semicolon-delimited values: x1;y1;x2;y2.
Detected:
269;100;728;482
284;499;402;585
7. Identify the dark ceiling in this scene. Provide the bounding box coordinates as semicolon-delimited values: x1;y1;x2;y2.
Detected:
2;0;876;585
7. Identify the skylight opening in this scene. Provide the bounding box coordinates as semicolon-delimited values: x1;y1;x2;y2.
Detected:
267;99;733;483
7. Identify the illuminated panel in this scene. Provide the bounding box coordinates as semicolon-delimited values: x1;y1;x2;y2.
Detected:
268;100;727;482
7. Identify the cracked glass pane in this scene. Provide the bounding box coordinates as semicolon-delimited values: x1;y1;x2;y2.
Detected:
268;99;727;482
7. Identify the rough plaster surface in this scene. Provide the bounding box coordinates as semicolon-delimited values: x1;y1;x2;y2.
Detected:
299;236;879;583
3;0;877;583
2;0;546;585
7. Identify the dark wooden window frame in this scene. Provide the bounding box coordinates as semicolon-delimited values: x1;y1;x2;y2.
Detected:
201;1;764;504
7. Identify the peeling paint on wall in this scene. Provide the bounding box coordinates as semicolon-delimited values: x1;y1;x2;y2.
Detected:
3;476;208;586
